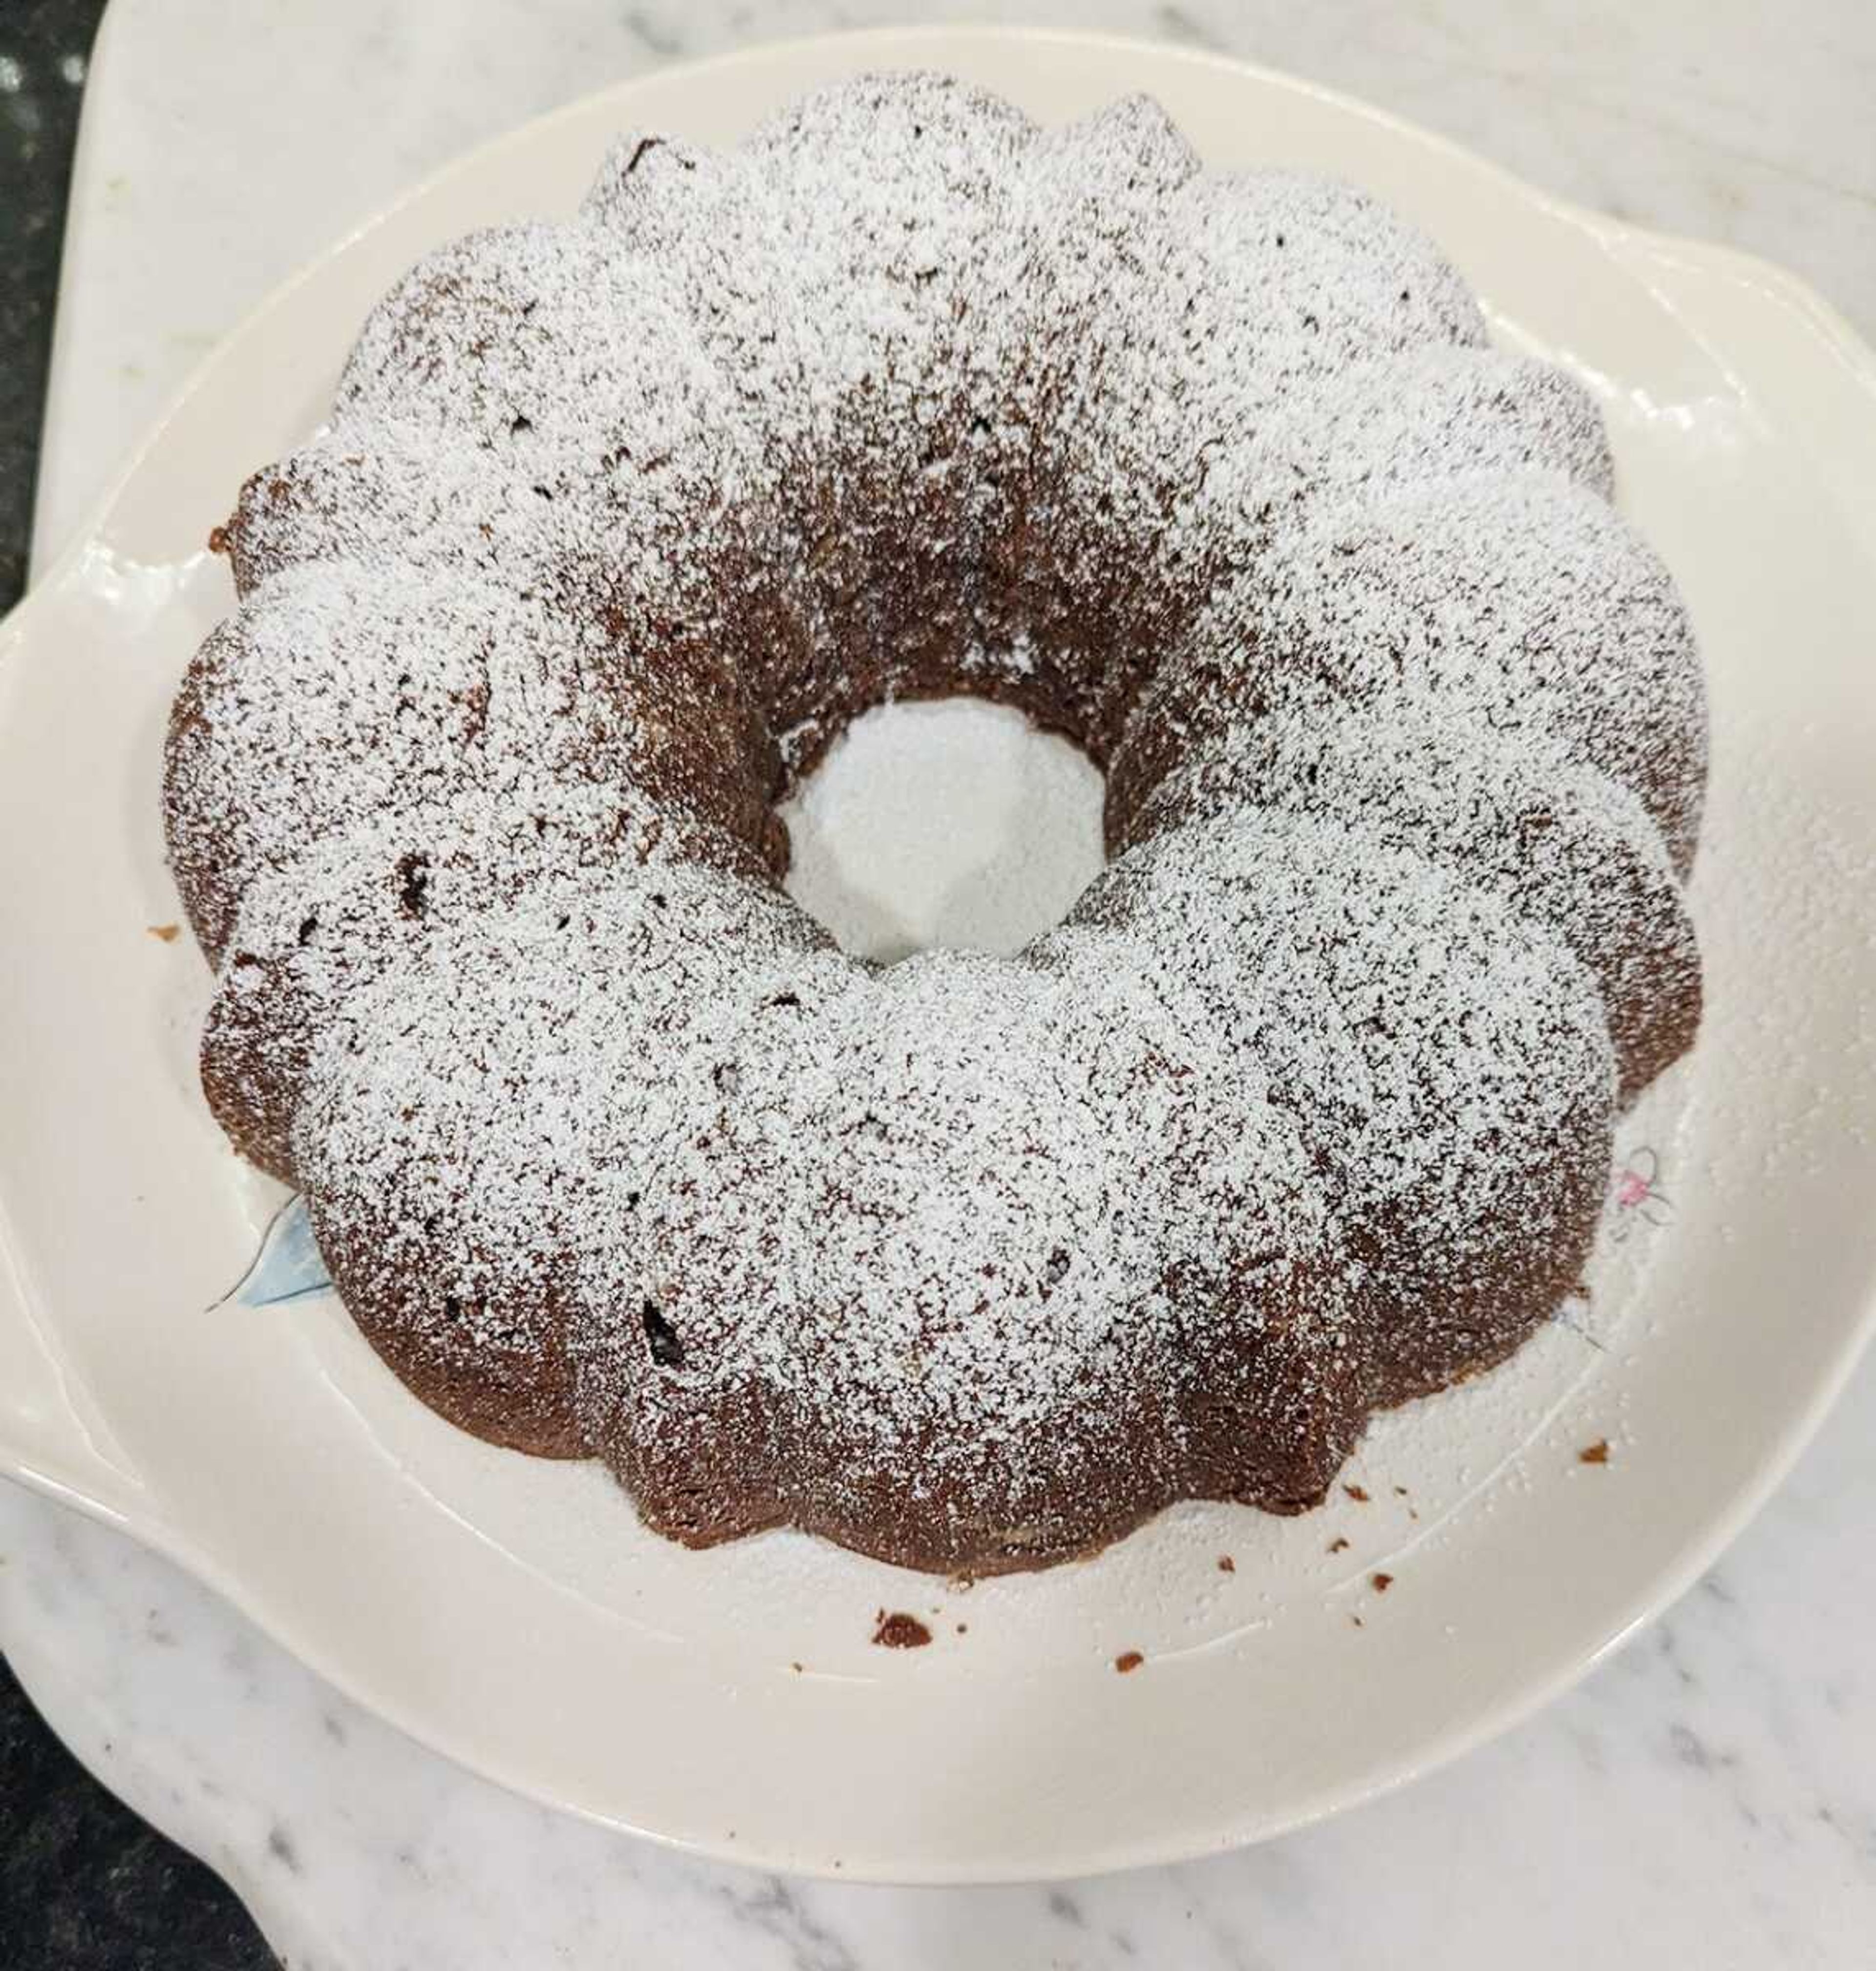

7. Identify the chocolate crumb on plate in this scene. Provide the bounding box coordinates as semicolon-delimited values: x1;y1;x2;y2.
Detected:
872;1610;933;1649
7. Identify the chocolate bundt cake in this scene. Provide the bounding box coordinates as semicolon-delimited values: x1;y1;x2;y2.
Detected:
163;74;1705;1575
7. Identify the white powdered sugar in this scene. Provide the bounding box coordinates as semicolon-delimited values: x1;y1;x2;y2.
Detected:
778;699;1108;963
163;73;1706;1565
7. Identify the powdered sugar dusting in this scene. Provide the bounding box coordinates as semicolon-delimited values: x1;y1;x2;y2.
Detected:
162;73;1705;1572
779;698;1106;961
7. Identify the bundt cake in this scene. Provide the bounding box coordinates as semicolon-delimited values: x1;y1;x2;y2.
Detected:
163;73;1705;1575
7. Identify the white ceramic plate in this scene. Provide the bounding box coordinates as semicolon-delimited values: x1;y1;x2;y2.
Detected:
2;27;1874;1882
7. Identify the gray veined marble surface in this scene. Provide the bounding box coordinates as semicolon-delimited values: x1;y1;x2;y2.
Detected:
7;0;1876;1963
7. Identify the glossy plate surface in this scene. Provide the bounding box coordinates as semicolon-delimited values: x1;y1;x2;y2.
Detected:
1;27;1873;1880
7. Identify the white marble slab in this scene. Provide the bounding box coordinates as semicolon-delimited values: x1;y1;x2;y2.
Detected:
8;0;1875;1962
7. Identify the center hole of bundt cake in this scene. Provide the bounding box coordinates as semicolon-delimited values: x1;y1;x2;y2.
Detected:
778;699;1106;964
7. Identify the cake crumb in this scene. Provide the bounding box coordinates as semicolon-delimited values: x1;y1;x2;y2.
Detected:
1350;1614;1365;1629
1579;1438;1611;1465
955;1622;968;1635
1371;1571;1394;1593
789;1660;804;1673
872;1610;933;1649
1343;1484;1371;1503
1114;1650;1145;1674
147;923;181;942
1216;1555;1235;1573
1327;1536;1350;1554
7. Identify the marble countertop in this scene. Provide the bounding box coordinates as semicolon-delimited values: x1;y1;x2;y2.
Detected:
6;0;1875;1963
